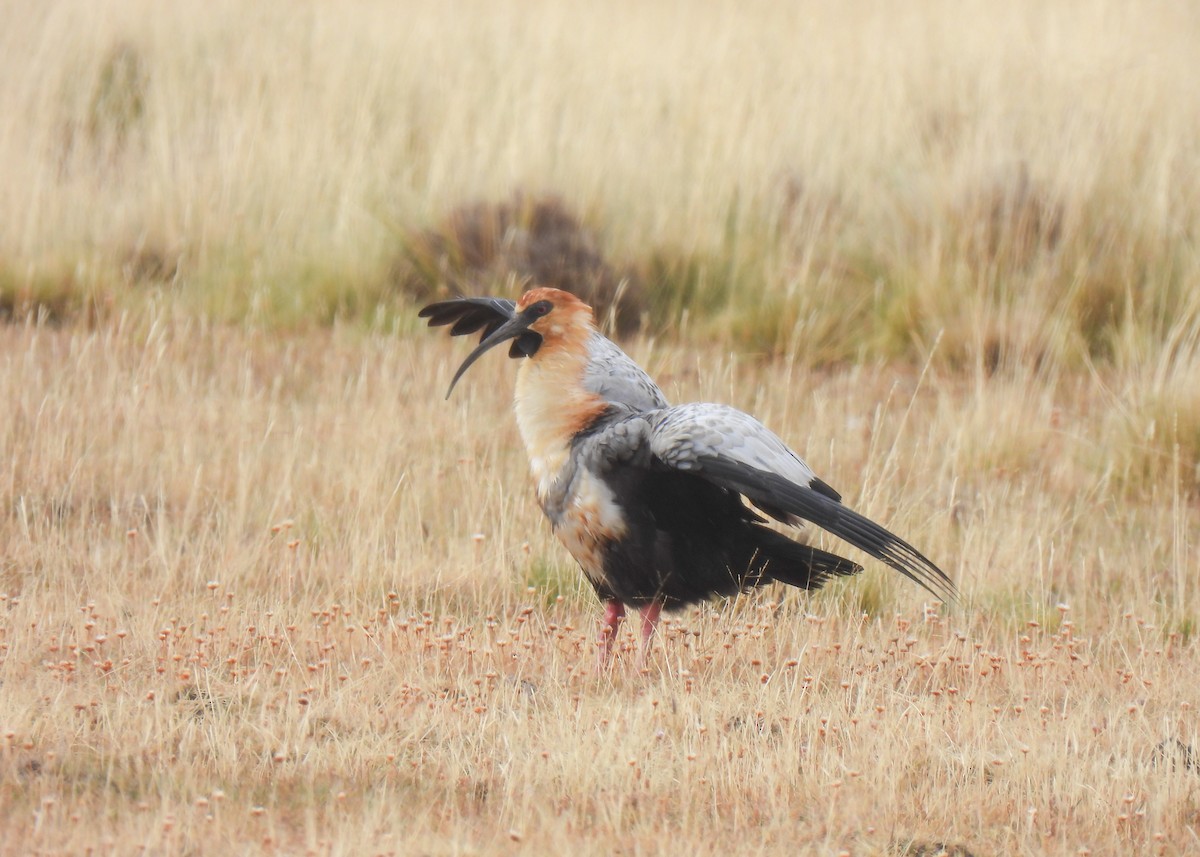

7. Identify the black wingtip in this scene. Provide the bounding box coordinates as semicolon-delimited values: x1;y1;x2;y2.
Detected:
698;457;958;604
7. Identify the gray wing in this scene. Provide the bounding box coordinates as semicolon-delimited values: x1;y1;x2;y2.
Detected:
583;403;956;602
651;404;838;500
582;333;669;412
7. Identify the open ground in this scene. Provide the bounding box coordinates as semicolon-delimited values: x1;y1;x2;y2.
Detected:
1;1;1199;854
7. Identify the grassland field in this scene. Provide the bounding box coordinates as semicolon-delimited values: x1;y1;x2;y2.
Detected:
1;1;1199;854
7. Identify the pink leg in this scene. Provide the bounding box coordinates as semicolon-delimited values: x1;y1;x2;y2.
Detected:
637;601;663;665
597;600;625;671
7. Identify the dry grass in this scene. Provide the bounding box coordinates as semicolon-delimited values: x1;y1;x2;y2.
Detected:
2;0;1200;853
2;0;1199;359
1;316;1197;855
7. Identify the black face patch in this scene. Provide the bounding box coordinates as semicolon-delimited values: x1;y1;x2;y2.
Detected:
508;332;542;358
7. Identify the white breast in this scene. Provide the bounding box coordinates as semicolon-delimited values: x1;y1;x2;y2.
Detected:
515;372;573;498
514;352;605;499
552;467;627;580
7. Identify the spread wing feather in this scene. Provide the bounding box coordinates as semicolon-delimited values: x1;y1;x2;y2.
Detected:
690;456;956;603
418;297;516;341
651;404;842;505
629;404;956;602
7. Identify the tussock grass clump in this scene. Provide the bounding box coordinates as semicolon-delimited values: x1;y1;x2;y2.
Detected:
950;165;1064;275
396;193;643;335
121;240;181;288
0;260;117;326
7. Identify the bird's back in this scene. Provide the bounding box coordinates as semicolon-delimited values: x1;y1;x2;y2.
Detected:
581;333;668;413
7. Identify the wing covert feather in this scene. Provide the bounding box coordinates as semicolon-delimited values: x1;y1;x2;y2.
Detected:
650;404;839;500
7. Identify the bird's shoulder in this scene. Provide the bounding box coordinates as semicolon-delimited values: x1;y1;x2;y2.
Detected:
582;334;669;413
571;406;659;469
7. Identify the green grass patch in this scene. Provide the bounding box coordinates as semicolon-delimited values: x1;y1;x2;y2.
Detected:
523;557;591;607
0;260;120;326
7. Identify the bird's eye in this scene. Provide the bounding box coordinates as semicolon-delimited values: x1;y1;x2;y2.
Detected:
527;300;553;319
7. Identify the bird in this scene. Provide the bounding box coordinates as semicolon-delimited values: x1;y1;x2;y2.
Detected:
419;287;956;667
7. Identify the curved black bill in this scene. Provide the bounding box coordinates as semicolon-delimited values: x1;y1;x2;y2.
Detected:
445;314;537;398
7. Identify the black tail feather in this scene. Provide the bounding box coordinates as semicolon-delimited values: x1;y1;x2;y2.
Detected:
745;525;862;591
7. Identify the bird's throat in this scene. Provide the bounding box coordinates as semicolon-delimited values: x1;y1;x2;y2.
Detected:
514;351;607;498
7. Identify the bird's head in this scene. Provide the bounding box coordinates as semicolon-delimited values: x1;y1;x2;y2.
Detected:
446;288;594;396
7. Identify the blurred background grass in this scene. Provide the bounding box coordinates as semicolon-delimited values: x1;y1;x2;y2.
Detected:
3;0;1198;367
